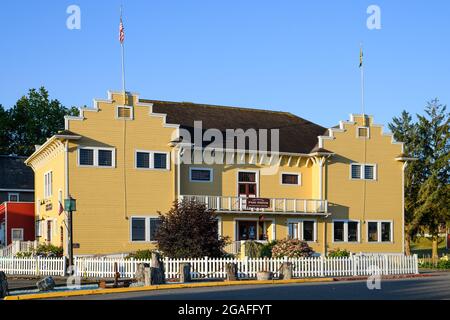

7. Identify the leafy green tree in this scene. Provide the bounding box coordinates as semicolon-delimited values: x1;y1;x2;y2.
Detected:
0;105;10;155
6;87;79;156
413;99;449;260
388;111;422;255
155;200;229;258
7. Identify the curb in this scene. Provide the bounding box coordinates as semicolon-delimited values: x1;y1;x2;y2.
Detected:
4;277;334;300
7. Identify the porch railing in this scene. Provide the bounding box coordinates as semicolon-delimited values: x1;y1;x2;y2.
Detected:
179;195;328;214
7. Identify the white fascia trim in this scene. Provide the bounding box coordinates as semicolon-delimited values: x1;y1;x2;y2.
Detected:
0;189;34;192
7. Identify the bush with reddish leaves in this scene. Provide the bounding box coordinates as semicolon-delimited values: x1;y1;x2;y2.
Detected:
271;239;314;258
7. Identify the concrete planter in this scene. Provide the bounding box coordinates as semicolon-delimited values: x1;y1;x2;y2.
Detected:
256;271;273;281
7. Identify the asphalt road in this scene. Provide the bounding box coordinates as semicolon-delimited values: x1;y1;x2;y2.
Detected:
57;272;450;300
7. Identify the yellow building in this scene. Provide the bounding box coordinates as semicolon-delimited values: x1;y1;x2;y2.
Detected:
25;91;412;256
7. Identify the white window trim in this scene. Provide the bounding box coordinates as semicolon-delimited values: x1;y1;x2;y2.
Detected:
236;170;260;197
189;167;213;182
116;105;134;120
366;220;393;243
130;216;161;243
332;220;361;243
8;193;20;202
11;228;24;241
280;172;302;186
287;219;317;242
78;147;116;168
356;126;370;139
135;150;170;171
350;163;377;181
44;171;53;199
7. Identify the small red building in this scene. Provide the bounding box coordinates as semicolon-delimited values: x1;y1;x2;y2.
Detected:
0;202;35;246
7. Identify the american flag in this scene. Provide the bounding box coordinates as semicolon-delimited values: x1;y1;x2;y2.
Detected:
119;18;125;44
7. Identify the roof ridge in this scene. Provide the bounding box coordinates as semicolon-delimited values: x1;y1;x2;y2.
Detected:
141;99;295;116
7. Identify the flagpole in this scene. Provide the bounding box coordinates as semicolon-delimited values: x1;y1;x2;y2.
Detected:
120;6;126;101
360;43;365;116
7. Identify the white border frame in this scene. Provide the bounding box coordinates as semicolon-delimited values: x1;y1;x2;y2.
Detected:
366;220;393;243
189;167;213;183
11;228;24;242
116;105;134;120
350;163;377;181
129;215;161;243
331;219;361;243
236;170;259;197
135;150;170;171
280;172;302;186
8;193;19;202
356;126;370;139
287;218;317;242
77;146;116;168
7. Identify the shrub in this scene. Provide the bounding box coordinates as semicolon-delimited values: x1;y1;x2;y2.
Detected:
36;244;64;257
419;258;450;269
328;248;351;258
271;239;314;258
260;240;278;258
244;241;263;258
126;250;155;260
15;251;34;258
155;200;229;258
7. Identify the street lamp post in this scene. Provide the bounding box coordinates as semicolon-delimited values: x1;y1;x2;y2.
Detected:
64;196;76;268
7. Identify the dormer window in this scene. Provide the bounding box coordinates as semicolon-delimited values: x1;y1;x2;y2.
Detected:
116;106;133;120
357;127;370;138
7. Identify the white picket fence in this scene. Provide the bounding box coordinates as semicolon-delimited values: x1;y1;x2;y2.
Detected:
73;254;419;279
0;257;66;276
0;254;419;279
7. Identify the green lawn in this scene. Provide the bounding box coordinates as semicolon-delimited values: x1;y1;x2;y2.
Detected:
411;236;449;257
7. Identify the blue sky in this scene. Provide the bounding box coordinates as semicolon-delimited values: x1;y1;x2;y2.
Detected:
1;0;448;127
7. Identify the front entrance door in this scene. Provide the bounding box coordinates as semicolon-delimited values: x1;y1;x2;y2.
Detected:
0;222;5;246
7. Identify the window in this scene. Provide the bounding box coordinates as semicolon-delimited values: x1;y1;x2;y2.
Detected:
333;221;345;242
333;220;360;243
46;220;52;242
190;168;213;182
288;220;316;242
78;147;115;168
136;152;150;168
367;221;392;243
130;217;162;242
154;153;167;169
79;148;94;166
35;220;42;238
44;171;53;198
350;164;376;180
8;193;19;202
98;150;113;167
281;173;300;185
11;229;24;241
357;127;370;138
117;106;133;119
135;151;169;170
131;218;146;241
239;172;256;182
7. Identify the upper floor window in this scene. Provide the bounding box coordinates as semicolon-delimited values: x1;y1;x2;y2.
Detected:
135;150;169;170
357;126;370;138
78;147;115;168
367;221;392;243
281;173;301;185
190;168;213;182
8;193;19;202
350;164;376;180
116;106;133;120
44;171;53;198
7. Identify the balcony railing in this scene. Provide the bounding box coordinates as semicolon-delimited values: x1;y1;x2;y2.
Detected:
179;195;328;215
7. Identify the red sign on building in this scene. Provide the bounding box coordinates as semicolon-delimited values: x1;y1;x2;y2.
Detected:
246;198;271;209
